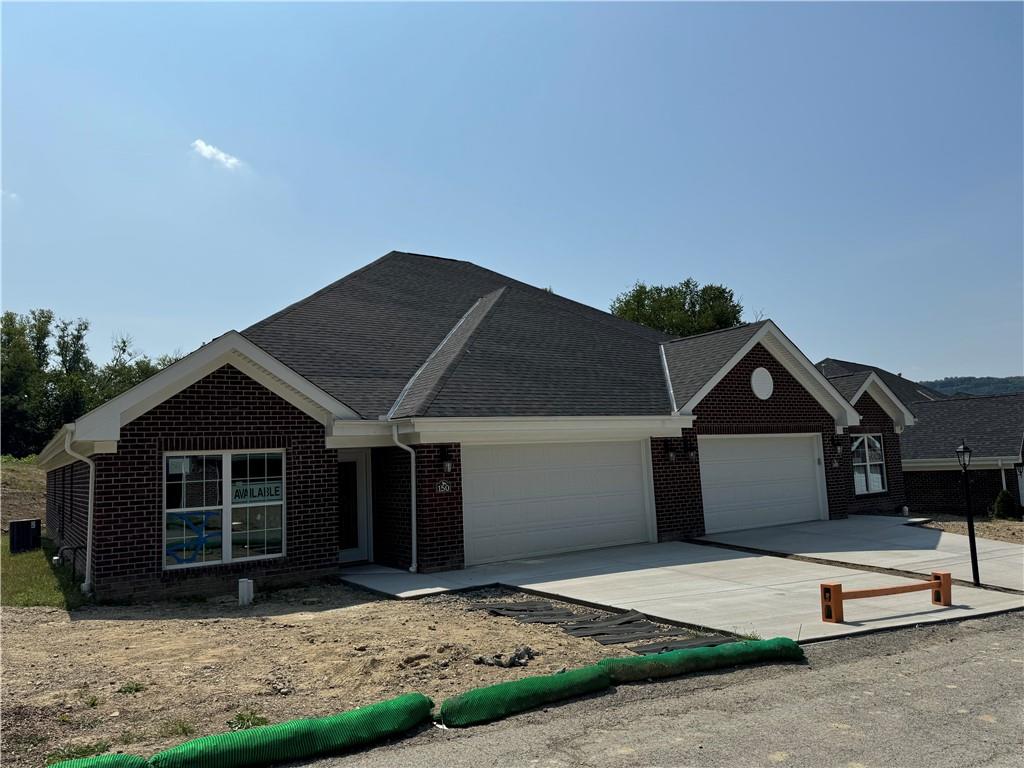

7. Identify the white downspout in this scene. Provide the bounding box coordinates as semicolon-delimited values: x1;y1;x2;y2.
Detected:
998;459;1007;491
391;424;417;573
63;425;96;594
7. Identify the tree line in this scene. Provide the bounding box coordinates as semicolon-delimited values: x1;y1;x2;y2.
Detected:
1;310;179;457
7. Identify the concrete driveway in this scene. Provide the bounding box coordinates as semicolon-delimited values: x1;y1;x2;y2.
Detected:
701;515;1024;592
342;538;1022;642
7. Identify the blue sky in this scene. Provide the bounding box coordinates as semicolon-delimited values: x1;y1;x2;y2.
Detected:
3;3;1021;379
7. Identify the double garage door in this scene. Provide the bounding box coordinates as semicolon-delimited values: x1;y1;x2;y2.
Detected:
462;441;652;566
461;435;827;566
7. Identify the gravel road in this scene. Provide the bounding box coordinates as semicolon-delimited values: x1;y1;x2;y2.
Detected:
314;611;1024;768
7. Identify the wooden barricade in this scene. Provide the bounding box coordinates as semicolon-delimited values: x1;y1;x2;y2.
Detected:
820;571;952;623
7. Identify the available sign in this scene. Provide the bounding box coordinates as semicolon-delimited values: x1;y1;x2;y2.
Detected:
232;481;283;505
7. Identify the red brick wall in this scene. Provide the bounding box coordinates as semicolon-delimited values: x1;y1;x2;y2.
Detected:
904;468;1019;516
846;392;907;515
414;443;464;572
45;460;90;575
691;343;849;520
650;432;705;539
89;364;338;600
370;443;465;572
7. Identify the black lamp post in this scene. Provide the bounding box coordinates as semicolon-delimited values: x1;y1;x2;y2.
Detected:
955;439;981;586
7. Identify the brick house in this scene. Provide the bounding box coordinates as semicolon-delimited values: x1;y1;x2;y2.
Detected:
41;251;878;600
817;359;1024;517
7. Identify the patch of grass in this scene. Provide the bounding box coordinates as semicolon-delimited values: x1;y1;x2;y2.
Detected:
117;727;147;746
158;718;196;738
1;535;87;609
227;708;270;730
116;680;147;695
46;740;111;764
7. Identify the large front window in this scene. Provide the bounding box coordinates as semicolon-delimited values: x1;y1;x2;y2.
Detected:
164;451;285;568
851;435;886;495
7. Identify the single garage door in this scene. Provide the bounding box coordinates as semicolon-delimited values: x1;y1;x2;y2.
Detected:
462;441;652;565
699;435;826;534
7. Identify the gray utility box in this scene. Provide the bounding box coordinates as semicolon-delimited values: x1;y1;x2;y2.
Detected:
9;518;41;554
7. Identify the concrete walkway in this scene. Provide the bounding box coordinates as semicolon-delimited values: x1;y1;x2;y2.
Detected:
700;515;1024;592
341;540;1022;642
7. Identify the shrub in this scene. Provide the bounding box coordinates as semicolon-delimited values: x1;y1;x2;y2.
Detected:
116;681;146;695
992;490;1021;520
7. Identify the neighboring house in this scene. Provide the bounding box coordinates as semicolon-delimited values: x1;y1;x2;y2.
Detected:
41;251;876;600
820;370;915;515
900;394;1024;515
816;358;949;412
817;359;1024;516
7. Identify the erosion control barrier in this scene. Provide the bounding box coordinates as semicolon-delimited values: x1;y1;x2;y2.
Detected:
597;637;805;684
438;664;612;728
148;692;433;768
50;755;150;768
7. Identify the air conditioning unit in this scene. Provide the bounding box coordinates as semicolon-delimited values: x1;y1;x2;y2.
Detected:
9;518;41;554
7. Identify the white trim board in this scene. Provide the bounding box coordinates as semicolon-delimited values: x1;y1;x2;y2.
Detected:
847;373;916;431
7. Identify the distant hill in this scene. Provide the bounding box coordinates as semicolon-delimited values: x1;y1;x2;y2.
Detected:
920;376;1024;397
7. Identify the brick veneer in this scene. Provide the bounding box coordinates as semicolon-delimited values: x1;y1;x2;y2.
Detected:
846;392;907;515
650;433;705;540
370;442;465;572
87;364;338;600
45;460;90;575
904;468;1020;516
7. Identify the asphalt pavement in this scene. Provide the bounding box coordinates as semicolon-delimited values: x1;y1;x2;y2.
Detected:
313;611;1024;768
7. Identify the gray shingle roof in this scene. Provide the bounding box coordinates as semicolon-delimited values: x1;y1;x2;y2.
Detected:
243;251;672;418
825;371;873;403
815;358;948;415
661;322;767;409
900;394;1024;461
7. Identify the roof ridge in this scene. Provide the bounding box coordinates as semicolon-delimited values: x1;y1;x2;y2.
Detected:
661;320;767;346
392;251;671;344
913;391;1024;404
388;287;506;419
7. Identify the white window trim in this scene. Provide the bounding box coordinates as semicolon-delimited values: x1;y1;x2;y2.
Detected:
851;433;887;496
162;448;287;570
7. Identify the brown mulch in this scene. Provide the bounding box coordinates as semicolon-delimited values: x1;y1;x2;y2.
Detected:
921;514;1024;544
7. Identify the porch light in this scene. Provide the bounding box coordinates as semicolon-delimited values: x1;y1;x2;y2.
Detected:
955;440;972;470
667;450;677;462
439;446;453;474
1014;462;1023;478
687;449;697;462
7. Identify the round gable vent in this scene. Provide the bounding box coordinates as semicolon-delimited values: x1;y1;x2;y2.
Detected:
751;367;774;400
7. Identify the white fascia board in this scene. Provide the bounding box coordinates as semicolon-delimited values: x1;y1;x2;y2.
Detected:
902;457;1018;471
851;374;916;429
406;415;691;445
73;331;359;443
678;321;861;431
332;415;692;446
38;428;118;471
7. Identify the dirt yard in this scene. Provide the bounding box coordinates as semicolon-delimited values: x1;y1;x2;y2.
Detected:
1;583;655;766
922;513;1024;544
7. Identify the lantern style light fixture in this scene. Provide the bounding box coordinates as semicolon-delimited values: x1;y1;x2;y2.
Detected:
955;440;973;470
439;446;453;474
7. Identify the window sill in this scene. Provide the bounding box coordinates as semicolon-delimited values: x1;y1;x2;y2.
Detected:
854;490;889;498
163;553;285;572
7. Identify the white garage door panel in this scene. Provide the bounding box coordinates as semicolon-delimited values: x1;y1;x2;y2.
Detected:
699;435;825;534
463;442;650;565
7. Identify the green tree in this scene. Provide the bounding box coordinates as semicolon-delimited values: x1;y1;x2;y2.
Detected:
1;311;50;455
610;278;745;337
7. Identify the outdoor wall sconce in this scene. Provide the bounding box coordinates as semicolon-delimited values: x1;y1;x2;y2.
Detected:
667;450;677;462
832;434;844;455
687;449;697;461
439;446;453;474
1015;462;1023;478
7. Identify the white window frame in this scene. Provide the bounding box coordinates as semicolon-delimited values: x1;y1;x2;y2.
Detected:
851;434;887;495
162;448;287;570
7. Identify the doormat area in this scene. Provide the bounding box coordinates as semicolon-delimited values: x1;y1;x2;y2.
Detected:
474;600;729;650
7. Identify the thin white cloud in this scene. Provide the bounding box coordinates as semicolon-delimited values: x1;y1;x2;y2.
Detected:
2;189;19;202
190;139;242;170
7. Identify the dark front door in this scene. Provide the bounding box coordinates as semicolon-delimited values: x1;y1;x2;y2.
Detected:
338;461;359;552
